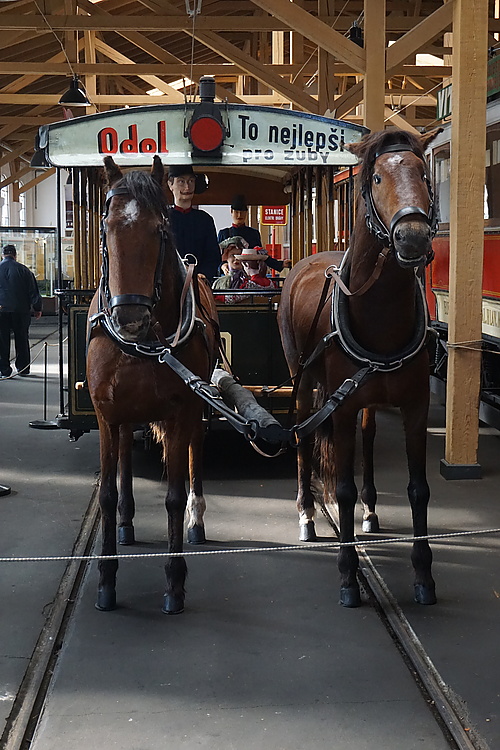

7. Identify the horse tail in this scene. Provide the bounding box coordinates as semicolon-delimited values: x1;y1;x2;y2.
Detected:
313;384;336;500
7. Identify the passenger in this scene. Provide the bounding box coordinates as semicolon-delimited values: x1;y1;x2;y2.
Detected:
167;165;221;280
212;237;249;303
218;194;262;249
217;194;291;274
0;244;42;378
234;247;277;290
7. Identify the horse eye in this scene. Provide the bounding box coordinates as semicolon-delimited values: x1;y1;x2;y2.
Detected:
373;174;381;185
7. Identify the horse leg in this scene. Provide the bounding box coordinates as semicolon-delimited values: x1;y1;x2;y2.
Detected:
117;424;135;545
401;402;436;605
161;419;189;614
333;411;362;607
186;419;207;544
296;375;317;542
360;407;380;533
96;418;120;611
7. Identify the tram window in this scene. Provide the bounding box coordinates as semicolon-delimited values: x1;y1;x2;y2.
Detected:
485;127;500;227
433;145;450;224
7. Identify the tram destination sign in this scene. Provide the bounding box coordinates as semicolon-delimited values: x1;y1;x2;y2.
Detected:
34;104;366;168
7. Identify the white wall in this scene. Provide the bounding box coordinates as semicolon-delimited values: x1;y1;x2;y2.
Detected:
28;169;68;228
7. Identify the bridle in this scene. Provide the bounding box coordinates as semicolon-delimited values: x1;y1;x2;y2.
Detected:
90;185;196;357
98;186;168;314
302;142;438;373
361;143;438;261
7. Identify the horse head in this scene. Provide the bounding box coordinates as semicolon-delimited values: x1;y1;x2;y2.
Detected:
101;155;167;342
348;128;442;268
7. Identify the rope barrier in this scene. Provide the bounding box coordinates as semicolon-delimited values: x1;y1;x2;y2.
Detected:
1;527;499;564
1;333;67;380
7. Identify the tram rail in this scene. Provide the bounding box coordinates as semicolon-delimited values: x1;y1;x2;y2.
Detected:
1;474;494;750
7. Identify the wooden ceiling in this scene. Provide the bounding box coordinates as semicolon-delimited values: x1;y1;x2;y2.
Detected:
0;0;496;186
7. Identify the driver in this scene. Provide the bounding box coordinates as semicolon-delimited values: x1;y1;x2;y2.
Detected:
167;165;221;280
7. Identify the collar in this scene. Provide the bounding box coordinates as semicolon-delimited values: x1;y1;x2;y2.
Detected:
232;223;245;228
175;205;192;214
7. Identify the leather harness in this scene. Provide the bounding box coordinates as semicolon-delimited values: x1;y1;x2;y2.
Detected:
90;144;438;447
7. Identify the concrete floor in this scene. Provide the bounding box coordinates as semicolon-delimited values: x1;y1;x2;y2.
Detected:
1;317;499;749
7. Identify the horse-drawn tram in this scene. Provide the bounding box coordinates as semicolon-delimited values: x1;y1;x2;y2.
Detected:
31;83;366;440
4;90;498;750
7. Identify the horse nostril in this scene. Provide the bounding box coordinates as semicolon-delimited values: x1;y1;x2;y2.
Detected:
395;228;402;241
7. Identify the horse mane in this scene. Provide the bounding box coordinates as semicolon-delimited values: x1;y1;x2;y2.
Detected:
357;128;426;187
109;169;168;218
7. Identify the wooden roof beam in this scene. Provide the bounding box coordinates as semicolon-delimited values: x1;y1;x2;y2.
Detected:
335;2;454;118
18;167;57;194
0;62;454;77
138;0;320;112
386;3;454;70
249;0;366;73
92;38;185;101
77;0;245;104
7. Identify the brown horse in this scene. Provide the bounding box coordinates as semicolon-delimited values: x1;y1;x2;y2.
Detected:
87;156;218;614
278;128;440;607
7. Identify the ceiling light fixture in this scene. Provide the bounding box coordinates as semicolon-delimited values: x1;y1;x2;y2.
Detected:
58;75;90;107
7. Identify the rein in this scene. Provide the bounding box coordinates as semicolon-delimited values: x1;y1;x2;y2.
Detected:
284;141;438;431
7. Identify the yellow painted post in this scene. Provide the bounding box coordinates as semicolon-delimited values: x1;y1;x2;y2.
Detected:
363;0;386;133
441;0;488;479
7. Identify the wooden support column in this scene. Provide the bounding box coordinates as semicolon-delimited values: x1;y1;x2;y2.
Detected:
441;0;488;480
84;30;98;114
318;0;336;115
290;174;300;265
363;0;386;132
304;167;314;256
297;171;306;264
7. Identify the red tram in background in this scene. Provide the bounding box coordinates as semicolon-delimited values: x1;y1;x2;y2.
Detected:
425;103;500;427
332;97;500;429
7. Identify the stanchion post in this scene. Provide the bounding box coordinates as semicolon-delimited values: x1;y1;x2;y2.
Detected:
29;341;59;430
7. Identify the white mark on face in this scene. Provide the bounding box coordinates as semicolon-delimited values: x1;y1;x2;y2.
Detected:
387;154;404;166
120;198;141;225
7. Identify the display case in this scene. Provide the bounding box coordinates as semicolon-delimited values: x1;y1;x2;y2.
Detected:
0;227;75;313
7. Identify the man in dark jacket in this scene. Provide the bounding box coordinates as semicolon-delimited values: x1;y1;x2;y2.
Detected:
0;245;42;378
167;165;221;280
217;194;291;273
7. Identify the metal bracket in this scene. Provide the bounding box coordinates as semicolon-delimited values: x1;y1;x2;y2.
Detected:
185;0;202;17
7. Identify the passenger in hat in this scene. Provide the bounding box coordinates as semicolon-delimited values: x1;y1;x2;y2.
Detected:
212;237;249;302
234;247;276;290
167;165;221;280
217;194;292;273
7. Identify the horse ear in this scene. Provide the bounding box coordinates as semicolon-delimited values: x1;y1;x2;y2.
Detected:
103;156;122;186
151;155;164;185
420;127;443;151
345;136;368;159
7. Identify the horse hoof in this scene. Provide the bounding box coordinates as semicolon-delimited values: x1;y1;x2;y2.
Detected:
339;585;361;608
118;525;135;545
362;515;380;533
187;525;206;544
299;521;317;542
95;587;116;611
414;583;437;605
163;594;185;615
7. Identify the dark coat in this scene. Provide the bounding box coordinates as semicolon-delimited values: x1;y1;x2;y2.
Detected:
0;256;42;314
168;207;221;280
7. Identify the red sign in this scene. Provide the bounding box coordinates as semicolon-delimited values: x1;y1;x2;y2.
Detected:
260;205;288;226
